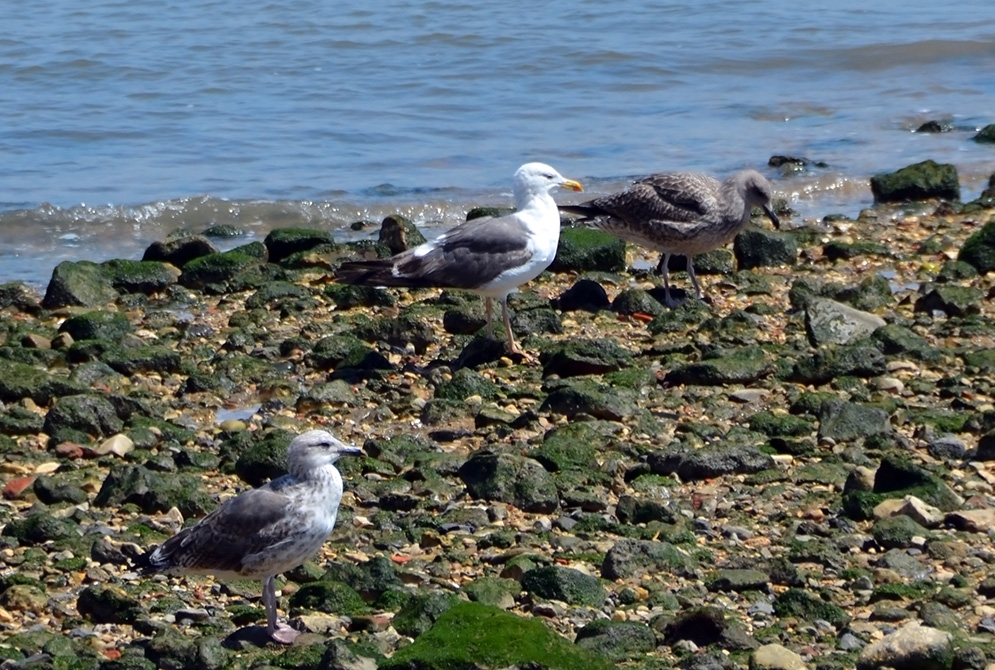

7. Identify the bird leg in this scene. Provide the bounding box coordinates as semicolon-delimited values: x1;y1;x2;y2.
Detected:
501;298;526;357
686;256;704;300
262;576;299;644
656;253;678;308
484;297;496;339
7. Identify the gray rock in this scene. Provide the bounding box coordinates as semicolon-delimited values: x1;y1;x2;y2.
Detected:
615;495;678;525
708;569;771;593
805;298;886;347
42;260;119;309
353;313;437;355
521;566;605;607
788;344;886;385
658;606;757;651
464;576;518;609
601;538;695;580
817;400;890;442
458;451;559;513
558;278;611;312
575;619;656;661
647;443;774;482
856;621;953;670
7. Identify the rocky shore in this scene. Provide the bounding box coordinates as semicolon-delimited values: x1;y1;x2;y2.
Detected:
2;159;995;670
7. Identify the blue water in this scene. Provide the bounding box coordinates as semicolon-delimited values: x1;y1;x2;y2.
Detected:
2;0;994;286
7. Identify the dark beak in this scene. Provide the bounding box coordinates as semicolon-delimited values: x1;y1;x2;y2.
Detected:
763;204;781;229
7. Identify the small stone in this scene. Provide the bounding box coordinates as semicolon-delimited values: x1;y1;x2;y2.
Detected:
96;433;135;457
2;476;36;500
751;643;808;670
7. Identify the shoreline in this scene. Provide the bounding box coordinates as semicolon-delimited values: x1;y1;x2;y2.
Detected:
1;163;995;668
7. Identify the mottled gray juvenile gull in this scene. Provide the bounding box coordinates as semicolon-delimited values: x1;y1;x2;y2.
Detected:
335;162;582;355
561;170;779;307
142;429;362;644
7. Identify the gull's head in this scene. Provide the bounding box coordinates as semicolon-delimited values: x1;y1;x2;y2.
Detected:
287;429;363;474
740;170;780;229
513;162;583;205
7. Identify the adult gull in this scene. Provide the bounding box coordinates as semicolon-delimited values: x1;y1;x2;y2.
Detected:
141;429;362;644
561;169;779;306
335;162;582;354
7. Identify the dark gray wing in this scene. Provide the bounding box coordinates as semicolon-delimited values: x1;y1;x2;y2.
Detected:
577;172;722;225
337;214;533;290
147;486;293;575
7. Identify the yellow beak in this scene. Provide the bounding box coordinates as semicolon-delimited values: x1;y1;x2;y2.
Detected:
560;179;583;192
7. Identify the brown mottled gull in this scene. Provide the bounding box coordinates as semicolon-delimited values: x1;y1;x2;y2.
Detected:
335;162;582;355
142;429;362;644
561;169;780;307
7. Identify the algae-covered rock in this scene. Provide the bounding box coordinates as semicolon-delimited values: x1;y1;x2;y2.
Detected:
531;422;609;472
521;565;605;607
0;358;86;404
60;310;134;342
352;313;436;355
391;590;461;638
870;160;960;203
733;228;797;269
539;379;638;421
463;576;519;609
914;285;984;317
574;619;656;661
143;235;219;267
787;344;886;385
323;283;397;309
958;218;995;274
42;393;124;441
550;228;626;273
233;429;294;487
773;588;851;629
382;601;613;670
100;259;180;294
76;584;145;624
179;251;262;289
601;538;694;580
93;465;213;517
647;443;773;482
378;214;426;254
540;337;634;378
973;124;995;144
434;368;499;402
817;400;891;442
611;288;667;317
264;227;335;263
287;580;369;616
458;451;559;513
42;260;118;309
666;346;773;386
2;513;79;546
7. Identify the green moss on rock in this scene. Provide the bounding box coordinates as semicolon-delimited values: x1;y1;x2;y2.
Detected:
382;601;613;670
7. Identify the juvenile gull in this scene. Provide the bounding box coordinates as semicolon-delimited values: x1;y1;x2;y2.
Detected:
142;429;362;644
335;162;583;354
561;169;779;307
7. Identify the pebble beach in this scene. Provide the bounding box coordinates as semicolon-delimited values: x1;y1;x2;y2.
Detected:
1;157;995;670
